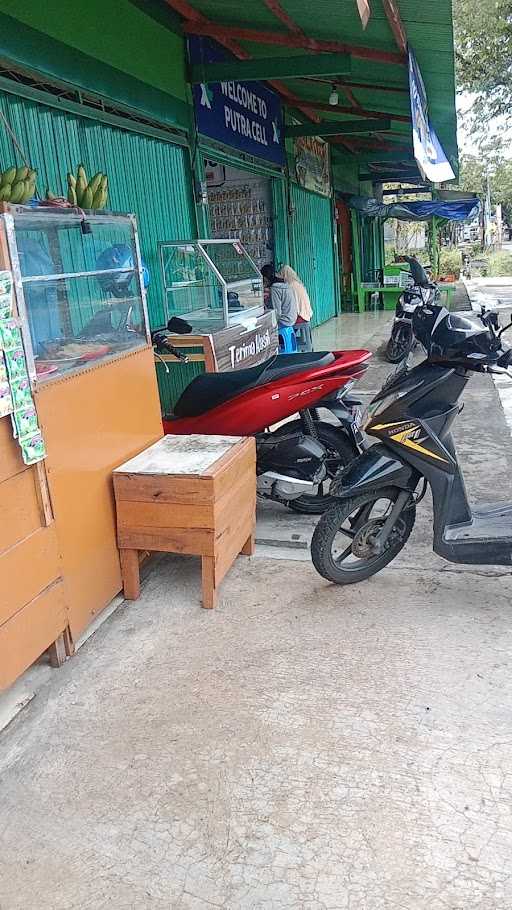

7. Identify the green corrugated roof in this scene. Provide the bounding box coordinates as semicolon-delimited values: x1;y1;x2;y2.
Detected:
173;0;458;183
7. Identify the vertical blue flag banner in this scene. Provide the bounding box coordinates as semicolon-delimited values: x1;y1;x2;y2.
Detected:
189;37;285;167
408;50;455;184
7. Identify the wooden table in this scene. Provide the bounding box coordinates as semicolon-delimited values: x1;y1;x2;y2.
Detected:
113;434;256;609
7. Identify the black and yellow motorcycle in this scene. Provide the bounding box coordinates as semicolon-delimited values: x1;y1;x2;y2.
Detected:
311;303;512;584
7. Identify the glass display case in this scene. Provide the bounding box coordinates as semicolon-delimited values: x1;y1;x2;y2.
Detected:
5;209;150;382
159;239;264;333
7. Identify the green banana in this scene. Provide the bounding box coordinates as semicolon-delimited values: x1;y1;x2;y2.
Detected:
75;176;87;206
100;174;108;191
0;184;11;202
88;172;103;196
91;186;103;210
15;166;29;182
10;180;26;203
82;186;93;209
77;163;87;184
20;179;33;203
1;166;16;187
46;189;57;201
67;172;76;189
67;186;77;206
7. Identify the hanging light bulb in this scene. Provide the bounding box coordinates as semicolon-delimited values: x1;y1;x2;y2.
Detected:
328;84;339;106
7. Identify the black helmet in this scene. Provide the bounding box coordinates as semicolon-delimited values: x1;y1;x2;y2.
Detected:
413;305;501;368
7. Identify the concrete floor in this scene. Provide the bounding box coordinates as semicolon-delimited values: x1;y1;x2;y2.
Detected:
2;310;512;909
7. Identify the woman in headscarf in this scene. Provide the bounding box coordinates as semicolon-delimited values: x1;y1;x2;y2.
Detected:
277;265;314;351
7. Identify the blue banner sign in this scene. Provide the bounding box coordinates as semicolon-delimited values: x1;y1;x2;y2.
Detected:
408;50;455;184
189;37;285;166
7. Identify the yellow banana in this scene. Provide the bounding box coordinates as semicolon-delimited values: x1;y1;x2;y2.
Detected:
67;172;76;189
67;186;77;206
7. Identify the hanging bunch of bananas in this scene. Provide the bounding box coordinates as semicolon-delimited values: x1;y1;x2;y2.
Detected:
67;165;108;210
0;165;37;204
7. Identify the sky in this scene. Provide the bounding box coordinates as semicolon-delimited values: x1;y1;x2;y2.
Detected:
457;93;512;158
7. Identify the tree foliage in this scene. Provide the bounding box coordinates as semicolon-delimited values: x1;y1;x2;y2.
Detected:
458;151;512;222
454;0;512;131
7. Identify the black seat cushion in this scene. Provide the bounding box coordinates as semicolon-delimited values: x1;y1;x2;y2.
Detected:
174;357;275;418
173;351;335;418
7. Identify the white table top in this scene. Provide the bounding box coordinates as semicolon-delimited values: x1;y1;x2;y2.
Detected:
114;434;243;476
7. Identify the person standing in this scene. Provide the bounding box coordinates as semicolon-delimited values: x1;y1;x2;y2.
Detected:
261;264;298;328
277;265;314;352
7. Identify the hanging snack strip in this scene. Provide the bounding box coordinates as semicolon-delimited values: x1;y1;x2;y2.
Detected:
0;271;46;465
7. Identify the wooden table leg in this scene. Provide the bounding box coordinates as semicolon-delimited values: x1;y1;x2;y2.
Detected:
201;556;217;610
48;633;67;668
241;531;255;556
120;548;141;600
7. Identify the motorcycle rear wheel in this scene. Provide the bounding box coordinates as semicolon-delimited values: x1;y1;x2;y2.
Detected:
311;487;416;584
385;326;414;363
273;420;358;514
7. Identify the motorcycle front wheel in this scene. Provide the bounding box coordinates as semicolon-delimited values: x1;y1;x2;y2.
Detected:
385;325;414;363
311;487;416;584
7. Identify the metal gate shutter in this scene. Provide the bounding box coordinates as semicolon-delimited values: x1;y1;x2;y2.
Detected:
289;183;336;327
0;89;196;329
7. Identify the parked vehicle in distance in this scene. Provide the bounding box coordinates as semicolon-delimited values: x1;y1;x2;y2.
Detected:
385;255;439;363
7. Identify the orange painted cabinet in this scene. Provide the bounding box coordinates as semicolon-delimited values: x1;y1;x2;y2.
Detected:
0;207;163;690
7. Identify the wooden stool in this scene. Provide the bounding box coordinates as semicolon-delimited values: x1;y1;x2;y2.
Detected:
113;434;256;609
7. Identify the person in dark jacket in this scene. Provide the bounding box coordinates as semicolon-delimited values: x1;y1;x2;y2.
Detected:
261;264;298;327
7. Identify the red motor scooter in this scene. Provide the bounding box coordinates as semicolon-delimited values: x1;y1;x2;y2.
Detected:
155;333;371;513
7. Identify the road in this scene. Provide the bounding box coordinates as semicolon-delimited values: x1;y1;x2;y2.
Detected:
466;275;512;309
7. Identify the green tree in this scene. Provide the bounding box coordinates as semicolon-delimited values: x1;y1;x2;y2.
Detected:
454;0;512;131
458;152;512;223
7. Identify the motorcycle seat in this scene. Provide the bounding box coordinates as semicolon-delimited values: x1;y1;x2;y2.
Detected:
173;351;335;418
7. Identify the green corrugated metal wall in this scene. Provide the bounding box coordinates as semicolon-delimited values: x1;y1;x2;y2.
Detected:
271;178;289;269
0;88;196;330
0;85;199;413
288;183;336;327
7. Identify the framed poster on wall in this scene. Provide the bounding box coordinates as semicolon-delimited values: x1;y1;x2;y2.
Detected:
294;136;331;197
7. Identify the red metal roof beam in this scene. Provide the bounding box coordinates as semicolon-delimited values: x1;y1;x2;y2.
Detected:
183;22;407;65
164;0;320;121
286;97;410;122
382;0;408;54
263;0;305;35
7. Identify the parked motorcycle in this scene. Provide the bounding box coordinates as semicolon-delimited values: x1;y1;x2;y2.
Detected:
311;303;512;584
153;329;371;513
385;256;439;363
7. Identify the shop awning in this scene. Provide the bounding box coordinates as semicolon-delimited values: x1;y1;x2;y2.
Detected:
152;0;458;186
347;195;480;222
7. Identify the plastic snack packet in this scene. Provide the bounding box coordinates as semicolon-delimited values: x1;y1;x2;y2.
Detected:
0;319;23;352
0;381;13;418
14;405;39;439
4;347;28;381
10;376;33;409
21;431;46;465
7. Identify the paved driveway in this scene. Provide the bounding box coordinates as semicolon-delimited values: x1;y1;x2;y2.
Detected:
2;311;512;910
